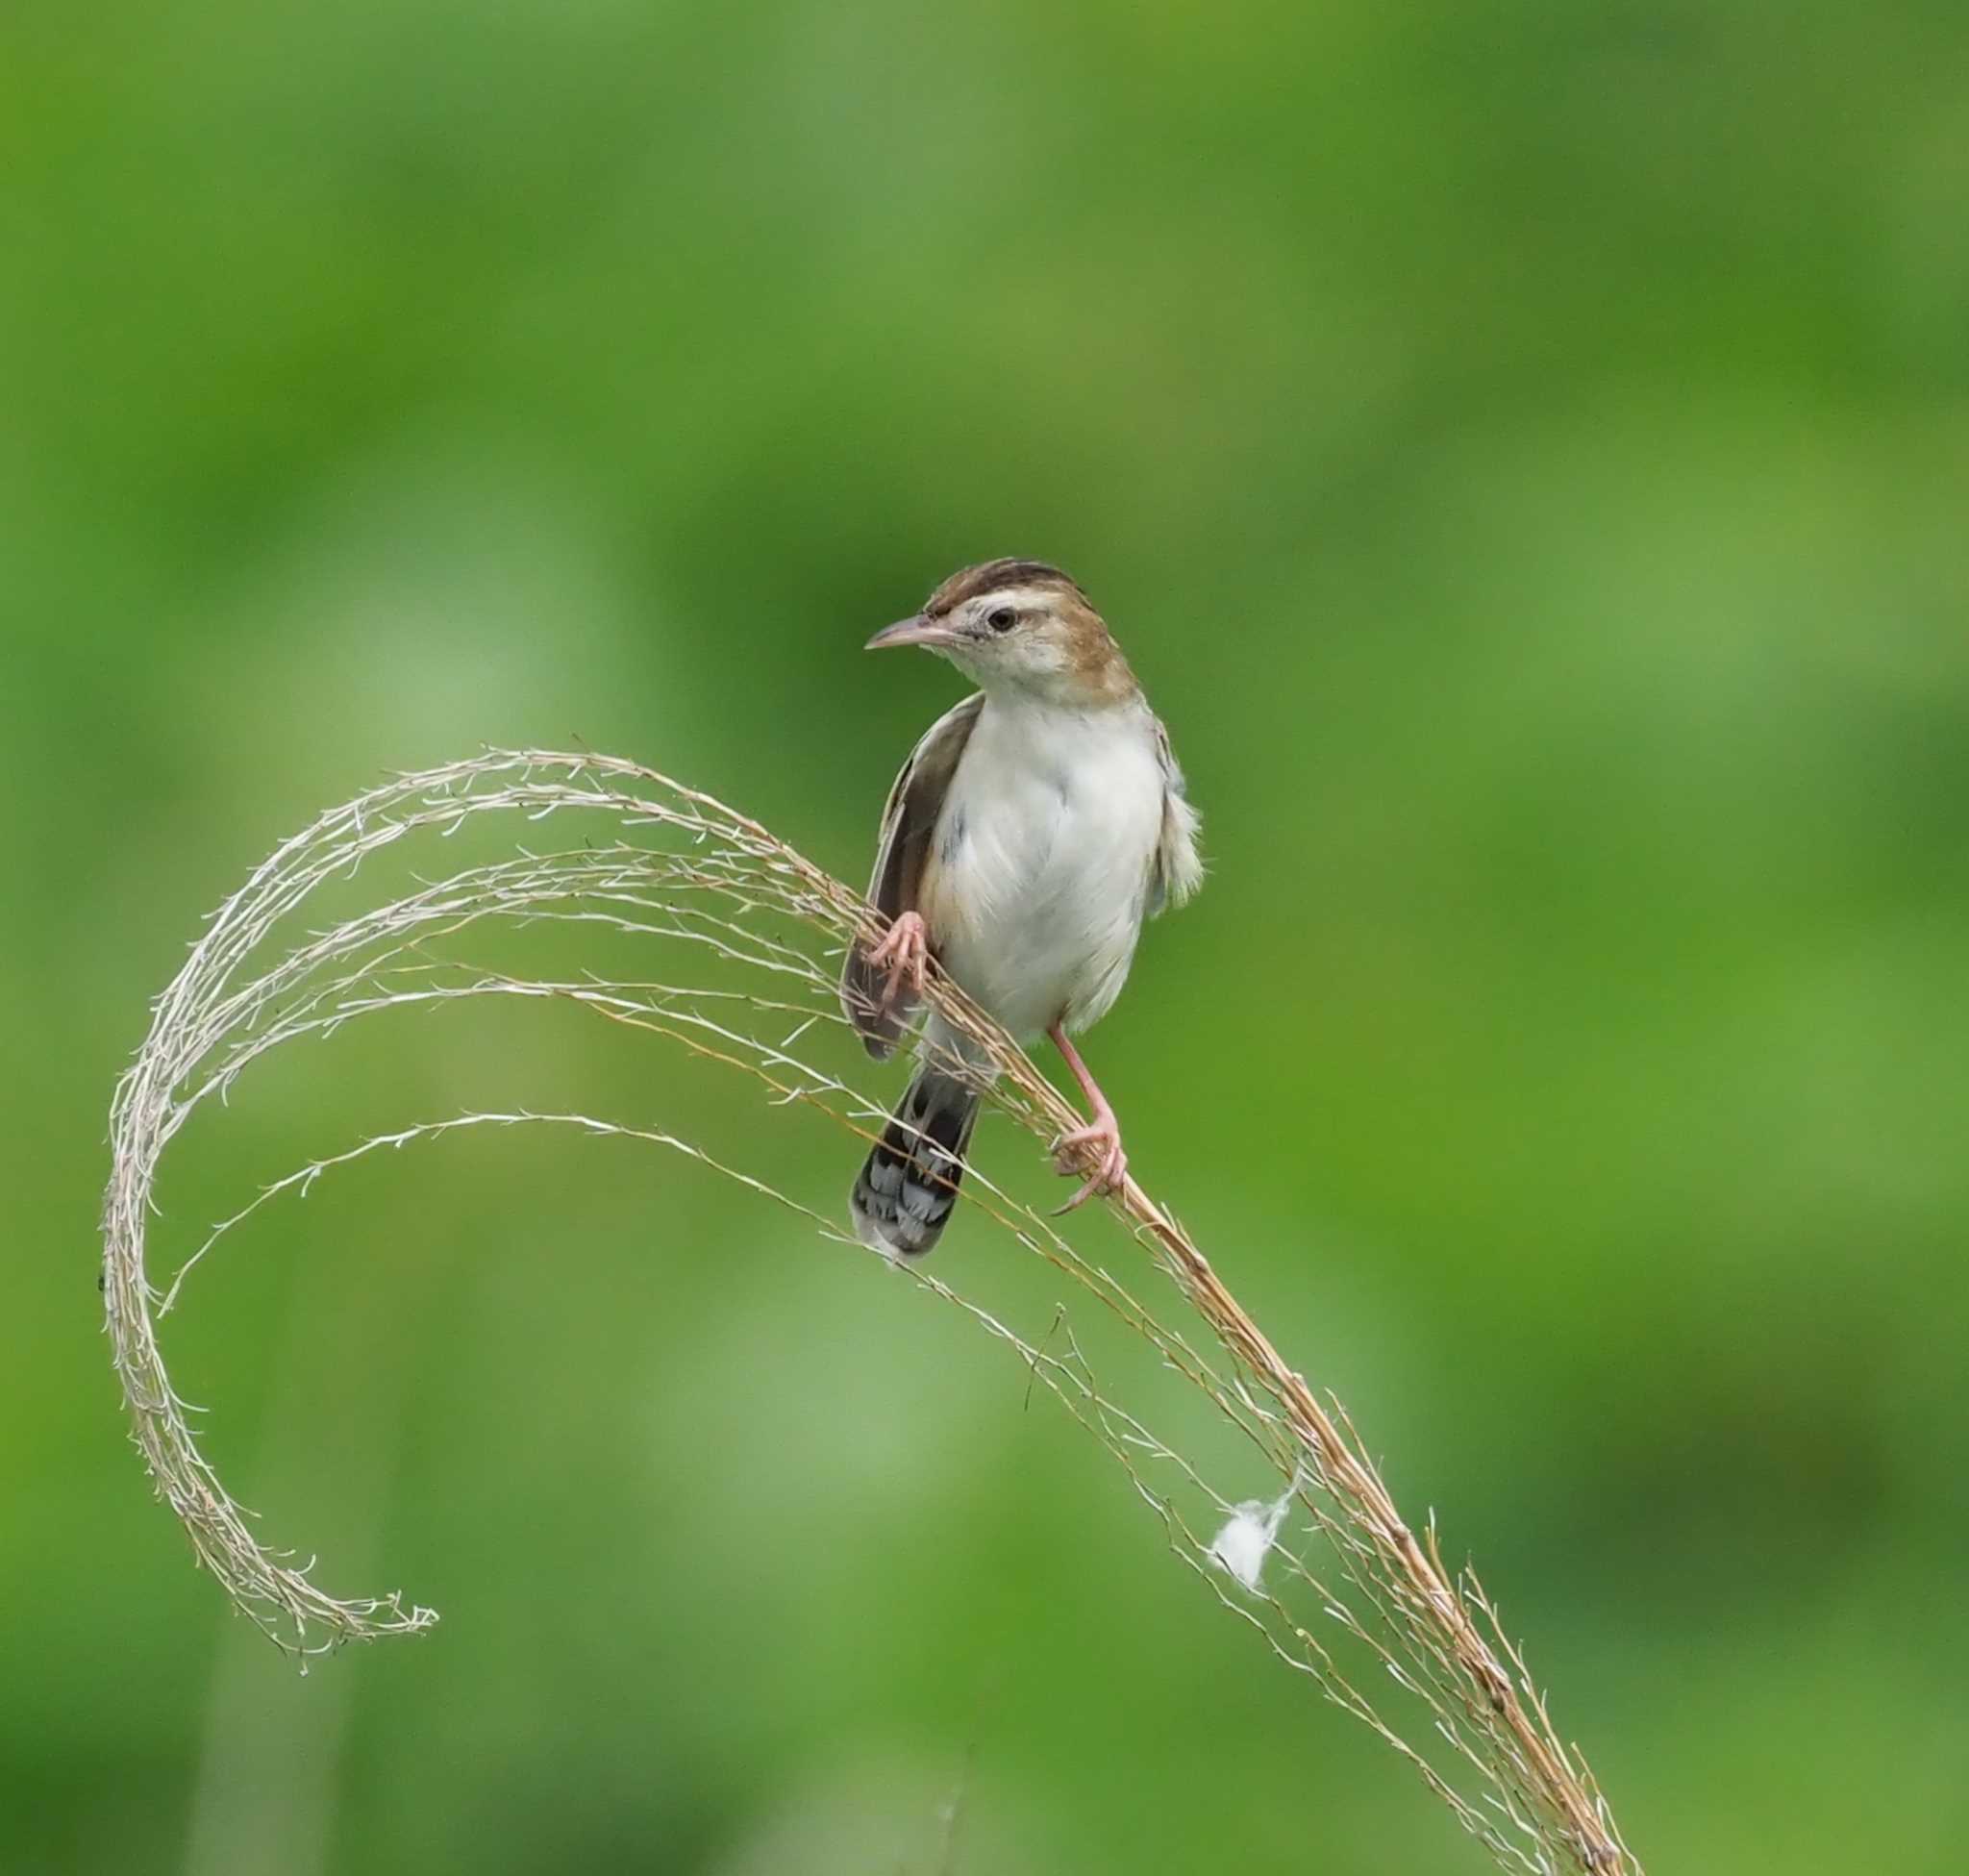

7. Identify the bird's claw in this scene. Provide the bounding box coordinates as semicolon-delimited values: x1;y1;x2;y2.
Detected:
1050;1117;1127;1213
866;911;930;999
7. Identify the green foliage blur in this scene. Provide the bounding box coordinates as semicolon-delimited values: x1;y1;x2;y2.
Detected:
5;2;1966;1870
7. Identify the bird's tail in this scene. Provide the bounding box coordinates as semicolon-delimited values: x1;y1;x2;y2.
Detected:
850;1065;982;1259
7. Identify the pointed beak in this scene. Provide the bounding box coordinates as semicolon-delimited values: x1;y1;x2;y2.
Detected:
865;613;960;652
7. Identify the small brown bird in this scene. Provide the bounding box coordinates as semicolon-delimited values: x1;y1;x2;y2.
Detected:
842;559;1203;1257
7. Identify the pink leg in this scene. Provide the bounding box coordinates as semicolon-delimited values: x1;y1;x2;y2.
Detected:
1047;1022;1127;1209
865;910;930;999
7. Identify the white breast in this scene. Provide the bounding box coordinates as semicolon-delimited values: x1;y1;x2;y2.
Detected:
922;696;1166;1041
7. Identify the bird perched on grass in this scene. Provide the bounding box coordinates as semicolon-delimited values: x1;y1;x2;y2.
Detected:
842;559;1203;1258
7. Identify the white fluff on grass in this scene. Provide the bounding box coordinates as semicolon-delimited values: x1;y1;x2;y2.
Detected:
1209;1484;1295;1592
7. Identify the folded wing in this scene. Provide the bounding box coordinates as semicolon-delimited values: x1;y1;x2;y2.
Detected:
1146;714;1205;917
840;693;984;1058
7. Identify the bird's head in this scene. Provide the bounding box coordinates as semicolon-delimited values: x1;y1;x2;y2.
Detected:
866;559;1134;706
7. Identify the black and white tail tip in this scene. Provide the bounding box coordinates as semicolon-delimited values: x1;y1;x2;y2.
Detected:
850;1067;981;1259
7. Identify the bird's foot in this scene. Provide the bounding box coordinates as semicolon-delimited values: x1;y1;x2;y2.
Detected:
866;910;930;999
1051;1113;1128;1212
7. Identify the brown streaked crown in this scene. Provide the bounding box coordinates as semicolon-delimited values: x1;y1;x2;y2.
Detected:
923;559;1090;617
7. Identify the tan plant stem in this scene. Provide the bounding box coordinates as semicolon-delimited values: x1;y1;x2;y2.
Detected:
1124;1185;1626;1874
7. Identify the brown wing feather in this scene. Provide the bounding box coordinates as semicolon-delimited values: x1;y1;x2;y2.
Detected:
840;693;984;1058
1146;714;1204;917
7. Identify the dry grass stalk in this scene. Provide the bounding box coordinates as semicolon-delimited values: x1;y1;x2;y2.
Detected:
102;749;1640;1875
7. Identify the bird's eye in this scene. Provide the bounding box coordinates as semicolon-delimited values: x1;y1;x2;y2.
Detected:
986;606;1017;633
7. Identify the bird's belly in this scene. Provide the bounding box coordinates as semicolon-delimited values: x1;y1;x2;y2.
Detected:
926;758;1159;1041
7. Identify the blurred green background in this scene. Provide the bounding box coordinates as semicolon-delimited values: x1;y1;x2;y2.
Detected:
5;1;1967;1870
